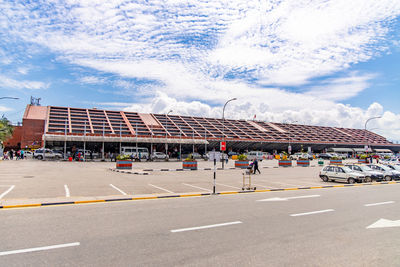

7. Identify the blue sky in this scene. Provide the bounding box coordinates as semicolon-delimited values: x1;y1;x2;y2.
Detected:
0;0;400;141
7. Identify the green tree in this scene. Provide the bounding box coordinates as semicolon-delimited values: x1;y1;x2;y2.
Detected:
0;117;14;142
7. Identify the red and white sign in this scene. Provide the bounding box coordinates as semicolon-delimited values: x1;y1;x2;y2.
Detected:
220;141;226;151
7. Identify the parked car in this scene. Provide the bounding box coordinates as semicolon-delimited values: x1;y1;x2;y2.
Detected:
182;152;203;160
33;148;63;160
319;165;365;184
246;151;265;161
151;152;168;160
345;164;384;182
366;164;400;181
318;153;333;159
289;153;313;160
384;164;400;178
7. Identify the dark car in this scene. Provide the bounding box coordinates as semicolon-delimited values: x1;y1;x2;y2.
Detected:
318;153;333;159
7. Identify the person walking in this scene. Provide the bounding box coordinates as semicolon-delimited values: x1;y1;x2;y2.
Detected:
253;158;261;174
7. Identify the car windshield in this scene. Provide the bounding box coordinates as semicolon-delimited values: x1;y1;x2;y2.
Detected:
360;165;373;171
342;166;353;172
379;165;391;171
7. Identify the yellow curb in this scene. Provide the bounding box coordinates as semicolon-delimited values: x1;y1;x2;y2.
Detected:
3;203;41;209
75;200;106;204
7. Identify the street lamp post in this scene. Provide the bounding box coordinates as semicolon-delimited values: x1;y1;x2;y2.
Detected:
287;120;298;155
364;116;382;153
222;98;237;169
165;110;172;156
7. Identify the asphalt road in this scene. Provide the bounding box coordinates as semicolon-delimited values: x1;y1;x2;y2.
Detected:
2;184;400;266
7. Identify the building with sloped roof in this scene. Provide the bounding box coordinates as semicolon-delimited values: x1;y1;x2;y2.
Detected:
5;104;400;154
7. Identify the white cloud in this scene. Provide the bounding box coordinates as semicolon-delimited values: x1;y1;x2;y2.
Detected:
0;74;49;90
79;76;106;85
0;106;12;112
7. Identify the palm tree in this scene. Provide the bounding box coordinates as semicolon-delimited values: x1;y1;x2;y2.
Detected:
0;117;14;142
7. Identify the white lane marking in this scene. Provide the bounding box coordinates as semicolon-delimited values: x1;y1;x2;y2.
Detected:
109;184;127;195
367;218;400;229
182;183;211;192
258;195;320;202
215;183;241;190
0;185;15;199
148;184;174;193
171;221;242;233
64;185;70;197
364;201;395;207
0;242;80;256
290;209;334;217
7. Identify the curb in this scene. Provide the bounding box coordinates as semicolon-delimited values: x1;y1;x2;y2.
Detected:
109;168;149;175
1;181;399;210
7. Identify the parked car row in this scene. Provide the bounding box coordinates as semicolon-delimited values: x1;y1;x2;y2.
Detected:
319;163;400;184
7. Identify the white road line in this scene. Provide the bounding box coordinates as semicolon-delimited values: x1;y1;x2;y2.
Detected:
182;183;211;192
215;183;241;190
0;185;15;199
171;221;242;233
290;209;334;217
364;201;395;207
109;184;127;195
64;185;70;197
148;184;174;194
0;242;80;256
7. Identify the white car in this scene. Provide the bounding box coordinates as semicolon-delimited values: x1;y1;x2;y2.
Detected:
246;151;265;161
289;153;313;160
366;164;399;181
33;148;63;160
151;152;168;160
345;164;384;182
319;165;365;184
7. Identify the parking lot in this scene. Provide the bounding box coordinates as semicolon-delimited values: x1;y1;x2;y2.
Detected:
0;159;358;205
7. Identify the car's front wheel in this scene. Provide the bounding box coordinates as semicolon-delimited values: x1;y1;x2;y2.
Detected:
348;178;355;184
37;155;43;160
365;176;372;183
385;175;392;181
321;175;329;182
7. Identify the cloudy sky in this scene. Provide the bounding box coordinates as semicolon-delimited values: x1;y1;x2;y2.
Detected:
1;0;400;141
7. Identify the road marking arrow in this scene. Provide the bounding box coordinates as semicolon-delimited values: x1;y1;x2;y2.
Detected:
367;219;400;229
257;194;320;202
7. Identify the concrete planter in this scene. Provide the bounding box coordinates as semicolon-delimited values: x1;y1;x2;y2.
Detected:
116;160;132;170
296;159;310;167
330;159;342;165
278;160;292;167
235;160;249;169
358;159;367;164
183;161;198;170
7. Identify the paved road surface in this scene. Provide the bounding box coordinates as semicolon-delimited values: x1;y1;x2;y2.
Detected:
2;184;400;266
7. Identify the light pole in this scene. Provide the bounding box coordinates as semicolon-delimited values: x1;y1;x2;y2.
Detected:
222;98;237;169
287;120;298;155
364;116;381;153
165;110;172;156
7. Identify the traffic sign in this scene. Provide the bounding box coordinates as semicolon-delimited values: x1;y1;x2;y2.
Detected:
220;141;226;151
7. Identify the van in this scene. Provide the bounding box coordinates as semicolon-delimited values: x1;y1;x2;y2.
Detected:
121;147;149;159
246;151;265;161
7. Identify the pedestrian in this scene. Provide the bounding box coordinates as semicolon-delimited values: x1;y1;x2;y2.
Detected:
9;150;14;160
20;149;24;160
90;150;93;161
253;158;261;174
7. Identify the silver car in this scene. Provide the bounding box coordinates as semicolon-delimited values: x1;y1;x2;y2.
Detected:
319;165;365;184
345;164;384;182
366;164;397;181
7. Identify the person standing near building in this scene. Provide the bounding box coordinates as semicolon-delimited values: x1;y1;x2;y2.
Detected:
253;158;260;174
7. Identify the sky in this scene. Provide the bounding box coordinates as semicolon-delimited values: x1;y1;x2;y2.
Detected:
0;0;400;142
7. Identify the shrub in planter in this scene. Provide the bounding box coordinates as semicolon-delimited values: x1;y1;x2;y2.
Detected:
235;154;249;169
116;154;132;169
296;157;310;167
183;155;197;170
329;156;342;165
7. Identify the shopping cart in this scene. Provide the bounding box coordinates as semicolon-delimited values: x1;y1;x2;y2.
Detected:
242;165;256;191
